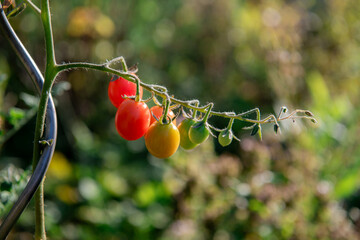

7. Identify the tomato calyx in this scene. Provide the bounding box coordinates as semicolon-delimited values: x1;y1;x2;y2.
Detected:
150;111;174;125
151;97;179;126
250;124;262;140
149;105;178;126
110;75;117;82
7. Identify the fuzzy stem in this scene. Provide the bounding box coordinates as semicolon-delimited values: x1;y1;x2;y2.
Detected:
34;180;46;240
191;101;199;119
227;118;234;130
135;77;141;102
55;61;315;126
41;0;56;70
202;103;213;123
31;0;58;239
161;97;171;124
120;57;128;72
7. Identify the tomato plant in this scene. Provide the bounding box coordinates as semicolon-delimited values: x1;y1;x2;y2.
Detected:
188;121;209;144
115;99;150;140
108;76;143;108
178;118;198;150
144;121;180;158
0;0;318;238
149;106;176;126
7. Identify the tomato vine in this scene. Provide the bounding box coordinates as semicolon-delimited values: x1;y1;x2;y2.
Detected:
0;0;317;239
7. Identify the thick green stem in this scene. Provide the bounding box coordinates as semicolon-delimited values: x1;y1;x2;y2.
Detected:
32;78;52;167
41;0;56;69
34;180;46;240
32;71;56;240
31;1;58;239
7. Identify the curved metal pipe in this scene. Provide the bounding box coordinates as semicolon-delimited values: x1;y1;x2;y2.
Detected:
0;4;57;239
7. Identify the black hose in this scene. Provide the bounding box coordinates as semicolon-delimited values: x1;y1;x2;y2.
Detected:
0;4;57;239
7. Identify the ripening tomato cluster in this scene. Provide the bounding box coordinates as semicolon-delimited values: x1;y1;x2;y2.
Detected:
108;76;214;159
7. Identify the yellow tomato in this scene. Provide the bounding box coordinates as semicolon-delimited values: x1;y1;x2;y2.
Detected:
145;121;180;158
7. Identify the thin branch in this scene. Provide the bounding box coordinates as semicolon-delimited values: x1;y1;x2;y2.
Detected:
24;0;41;15
55;60;315;126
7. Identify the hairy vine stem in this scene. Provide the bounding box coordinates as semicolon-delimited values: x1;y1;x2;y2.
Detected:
31;0;57;239
55;60;316;127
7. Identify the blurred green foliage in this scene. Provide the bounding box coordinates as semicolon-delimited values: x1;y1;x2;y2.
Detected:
1;0;360;239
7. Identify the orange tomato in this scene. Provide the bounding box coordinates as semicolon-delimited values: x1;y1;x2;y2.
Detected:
149;106;176;125
145;121;180;158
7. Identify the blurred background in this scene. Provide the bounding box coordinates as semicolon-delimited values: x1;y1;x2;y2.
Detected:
1;0;360;239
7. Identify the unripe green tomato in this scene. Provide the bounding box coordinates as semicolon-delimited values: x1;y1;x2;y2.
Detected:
178;119;198;150
189;121;209;144
218;129;233;147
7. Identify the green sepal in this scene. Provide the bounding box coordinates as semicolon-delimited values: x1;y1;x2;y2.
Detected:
251;124;259;136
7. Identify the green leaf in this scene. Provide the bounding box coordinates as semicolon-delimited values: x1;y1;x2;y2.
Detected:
306;71;330;107
8;108;25;126
0;165;29;215
334;170;360;199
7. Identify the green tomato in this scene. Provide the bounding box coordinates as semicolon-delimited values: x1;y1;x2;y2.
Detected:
178;119;198;150
189;121;209;144
218;129;233;147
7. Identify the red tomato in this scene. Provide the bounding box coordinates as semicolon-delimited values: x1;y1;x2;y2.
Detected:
149;106;176;125
145;121;180;158
108;76;143;108
115;99;150;140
